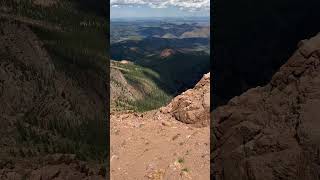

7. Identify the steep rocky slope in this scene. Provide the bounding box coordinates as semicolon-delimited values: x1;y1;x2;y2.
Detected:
0;12;106;180
110;60;171;112
111;73;210;179
110;63;143;107
212;33;320;180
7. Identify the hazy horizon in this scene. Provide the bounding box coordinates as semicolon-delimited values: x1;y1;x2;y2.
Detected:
110;0;209;19
110;16;210;21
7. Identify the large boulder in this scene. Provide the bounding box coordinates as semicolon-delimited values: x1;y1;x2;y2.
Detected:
161;73;210;127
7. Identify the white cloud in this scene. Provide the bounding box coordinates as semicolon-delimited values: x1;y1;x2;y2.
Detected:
110;0;210;11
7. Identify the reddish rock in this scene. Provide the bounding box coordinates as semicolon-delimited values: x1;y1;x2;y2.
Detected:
164;73;210;127
160;49;176;58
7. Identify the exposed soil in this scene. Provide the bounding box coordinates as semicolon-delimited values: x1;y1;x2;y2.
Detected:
111;111;209;180
111;73;210;179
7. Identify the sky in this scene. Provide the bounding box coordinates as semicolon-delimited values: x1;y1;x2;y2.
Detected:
110;0;210;19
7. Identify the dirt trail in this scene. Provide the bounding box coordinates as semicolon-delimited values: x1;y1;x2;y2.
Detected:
111;73;210;180
111;111;210;180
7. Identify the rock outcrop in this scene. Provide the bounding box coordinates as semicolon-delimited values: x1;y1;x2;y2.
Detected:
160;48;176;58
111;73;210;179
161;73;210;127
212;33;320;180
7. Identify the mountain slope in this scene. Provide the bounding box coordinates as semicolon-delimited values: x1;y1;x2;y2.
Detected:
110;60;172;112
0;0;107;178
180;26;210;39
212;33;320;180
